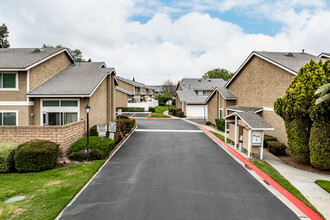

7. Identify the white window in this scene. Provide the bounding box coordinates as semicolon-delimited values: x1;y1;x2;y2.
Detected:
135;87;140;92
195;90;206;96
219;108;224;119
0;73;18;90
0;111;18;125
41;99;79;126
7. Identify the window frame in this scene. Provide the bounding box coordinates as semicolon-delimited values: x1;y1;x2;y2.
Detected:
0;72;19;91
40;99;80;126
0;110;18;126
219;108;224;119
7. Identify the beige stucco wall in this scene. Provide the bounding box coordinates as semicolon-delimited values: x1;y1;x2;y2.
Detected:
227;55;294;144
117;79;135;93
0;71;27;101
207;91;219;124
0;106;29;125
89;77;108;127
29;52;72;91
115;90;128;109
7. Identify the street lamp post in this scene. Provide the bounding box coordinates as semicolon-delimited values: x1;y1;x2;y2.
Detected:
85;104;90;162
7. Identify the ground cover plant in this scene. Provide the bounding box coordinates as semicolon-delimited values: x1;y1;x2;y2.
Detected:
210;131;232;143
250;160;324;219
149;105;172;118
0;160;104;219
315;180;330;193
0;141;18;173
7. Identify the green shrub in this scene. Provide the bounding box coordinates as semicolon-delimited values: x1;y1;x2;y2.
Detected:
215;118;225;131
267;141;286;155
116;107;144;112
14;140;59;172
149;107;156;112
309;120;330;170
206;121;212;125
285;118;311;161
69;136;115;161
263;135;278;148
90;125;110;138
0;141;19;173
176;111;185;117
159;102;165;106
119;118;136;133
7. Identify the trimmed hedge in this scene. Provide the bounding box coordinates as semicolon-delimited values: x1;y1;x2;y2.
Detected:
118;118;136;133
116;107;144;112
285;118;312;161
69;136;115;161
267;141;286;156
264;135;277;148
169;107;185;117
215;118;225;131
309;120;330;170
14;140;59;172
149;107;156;112
0;141;19;173
206;121;212;125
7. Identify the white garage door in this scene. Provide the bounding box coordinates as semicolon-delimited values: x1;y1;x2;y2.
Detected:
186;105;208;118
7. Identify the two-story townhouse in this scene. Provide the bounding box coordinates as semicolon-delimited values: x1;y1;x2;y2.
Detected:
175;78;226;118
0;48;118;128
205;51;325;144
116;77;150;103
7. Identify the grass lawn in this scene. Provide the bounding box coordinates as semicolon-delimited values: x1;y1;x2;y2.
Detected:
210;131;232;143
250;160;324;219
315;180;330;193
0;160;105;220
148;105;173;118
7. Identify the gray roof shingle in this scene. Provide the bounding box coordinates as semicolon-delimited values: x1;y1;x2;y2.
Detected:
117;77;146;88
0;48;69;69
254;51;324;73
217;87;237;99
176;78;227;104
116;86;134;95
28;62;114;96
236;111;273;130
226;105;262;112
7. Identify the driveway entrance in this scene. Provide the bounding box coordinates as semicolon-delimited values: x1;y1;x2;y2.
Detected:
59;119;298;220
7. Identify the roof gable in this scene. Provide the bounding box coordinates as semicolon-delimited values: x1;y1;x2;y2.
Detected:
225;51;324;88
0;48;73;70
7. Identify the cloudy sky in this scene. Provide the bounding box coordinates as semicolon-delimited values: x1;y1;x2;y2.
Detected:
1;0;329;84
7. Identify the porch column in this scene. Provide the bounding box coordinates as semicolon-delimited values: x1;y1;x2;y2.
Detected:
224;120;227;143
234;115;238;149
260;131;264;160
247;129;252;158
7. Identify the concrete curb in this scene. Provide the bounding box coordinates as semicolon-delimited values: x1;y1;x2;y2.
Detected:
55;126;137;220
199;125;323;220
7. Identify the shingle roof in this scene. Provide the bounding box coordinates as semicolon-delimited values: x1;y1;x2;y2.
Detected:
116;86;134;95
0;48;69;69
217;87;237;99
176;78;227;104
147;85;162;92
117;77;146;88
226;105;262;112
225;111;274;130
28;62;114;96
226;51;326;88
319;53;330;59
237;111;273;130
254;51;324;73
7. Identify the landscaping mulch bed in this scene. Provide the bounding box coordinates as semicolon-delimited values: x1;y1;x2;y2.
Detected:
277;148;330;175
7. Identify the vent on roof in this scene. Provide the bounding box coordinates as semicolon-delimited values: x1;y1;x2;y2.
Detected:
208;79;211;82
198;79;202;82
33;48;43;53
285;52;294;57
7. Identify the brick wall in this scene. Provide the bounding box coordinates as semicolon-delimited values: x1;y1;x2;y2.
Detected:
0;120;86;155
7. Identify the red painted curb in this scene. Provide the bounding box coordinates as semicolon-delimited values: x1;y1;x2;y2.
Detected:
199;125;323;220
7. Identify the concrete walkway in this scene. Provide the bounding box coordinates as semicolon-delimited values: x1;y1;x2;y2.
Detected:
200;124;330;219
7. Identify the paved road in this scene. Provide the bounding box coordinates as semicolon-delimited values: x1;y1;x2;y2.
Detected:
59;119;299;220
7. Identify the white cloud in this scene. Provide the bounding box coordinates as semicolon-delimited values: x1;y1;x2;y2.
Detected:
0;0;329;84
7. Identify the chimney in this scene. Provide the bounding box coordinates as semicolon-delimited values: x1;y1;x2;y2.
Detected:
72;51;76;66
302;49;304;54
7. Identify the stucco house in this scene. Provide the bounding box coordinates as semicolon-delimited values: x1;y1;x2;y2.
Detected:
205;51;325;144
0;48;118;128
175;78;226;118
115;77;155;108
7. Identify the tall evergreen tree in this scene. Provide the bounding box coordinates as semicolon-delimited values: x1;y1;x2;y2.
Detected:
0;23;10;48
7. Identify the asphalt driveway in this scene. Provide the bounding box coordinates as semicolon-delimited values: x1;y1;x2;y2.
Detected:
59;119;298;220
